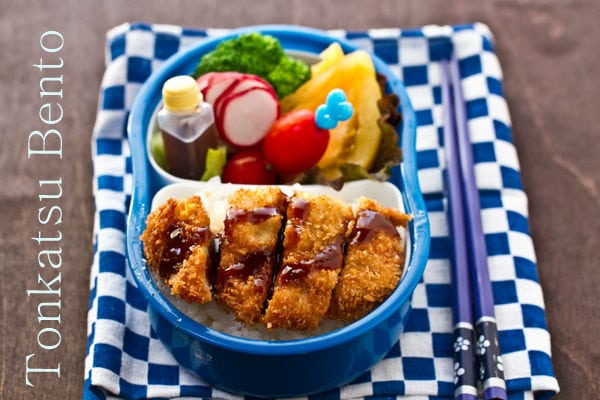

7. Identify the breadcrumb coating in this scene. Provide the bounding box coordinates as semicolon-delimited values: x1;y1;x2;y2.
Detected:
327;197;411;321
215;187;287;324
141;189;411;331
263;190;353;330
140;196;213;304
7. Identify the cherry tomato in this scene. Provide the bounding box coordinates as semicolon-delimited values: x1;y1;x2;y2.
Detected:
222;149;277;184
263;109;330;175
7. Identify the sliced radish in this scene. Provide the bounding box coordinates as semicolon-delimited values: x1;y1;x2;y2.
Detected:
226;78;267;95
240;74;273;91
203;74;242;104
215;87;280;148
195;72;280;148
196;72;221;94
214;76;277;119
213;79;266;119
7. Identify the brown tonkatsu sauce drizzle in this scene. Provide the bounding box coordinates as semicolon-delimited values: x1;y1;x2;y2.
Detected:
280;243;344;285
218;205;286;292
218;251;274;293
278;196;346;285
290;197;310;221
224;207;282;236
350;210;399;245
158;222;211;279
284;197;310;247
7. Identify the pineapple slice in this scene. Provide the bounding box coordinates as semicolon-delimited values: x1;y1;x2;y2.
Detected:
311;42;345;76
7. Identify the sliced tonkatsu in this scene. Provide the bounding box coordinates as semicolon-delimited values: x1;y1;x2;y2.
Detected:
141;196;214;304
215;187;288;324
141;187;412;332
263;190;353;330
328;197;411;321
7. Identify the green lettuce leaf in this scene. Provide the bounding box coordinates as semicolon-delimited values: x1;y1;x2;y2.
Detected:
150;132;168;170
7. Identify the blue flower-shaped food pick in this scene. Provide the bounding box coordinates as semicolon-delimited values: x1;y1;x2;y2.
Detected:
315;89;354;130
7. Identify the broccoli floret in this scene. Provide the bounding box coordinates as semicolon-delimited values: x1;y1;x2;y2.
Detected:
268;56;311;98
193;33;284;78
192;32;311;98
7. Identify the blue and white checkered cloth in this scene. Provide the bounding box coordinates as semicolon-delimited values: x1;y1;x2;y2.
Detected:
84;22;560;400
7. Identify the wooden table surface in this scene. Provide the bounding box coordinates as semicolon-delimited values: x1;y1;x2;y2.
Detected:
1;1;598;399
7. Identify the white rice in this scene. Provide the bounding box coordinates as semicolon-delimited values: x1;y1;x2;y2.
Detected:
154;275;345;340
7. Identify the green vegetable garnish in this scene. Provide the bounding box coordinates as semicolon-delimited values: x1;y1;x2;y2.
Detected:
150;132;168;170
192;33;310;98
151;131;226;181
201;146;227;181
267;56;311;99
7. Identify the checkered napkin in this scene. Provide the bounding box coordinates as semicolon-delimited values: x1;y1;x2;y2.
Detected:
84;22;560;400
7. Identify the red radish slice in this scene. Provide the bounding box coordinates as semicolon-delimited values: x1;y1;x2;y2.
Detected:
195;72;281;148
214;76;278;120
199;72;278;106
215;87;280;148
213;79;269;119
196;77;210;94
240;74;273;91
227;78;267;94
204;75;240;104
196;72;222;94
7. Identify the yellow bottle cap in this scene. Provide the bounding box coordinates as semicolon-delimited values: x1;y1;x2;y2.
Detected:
162;75;201;112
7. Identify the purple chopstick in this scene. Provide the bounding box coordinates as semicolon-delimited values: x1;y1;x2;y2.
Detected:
441;60;478;400
448;55;507;400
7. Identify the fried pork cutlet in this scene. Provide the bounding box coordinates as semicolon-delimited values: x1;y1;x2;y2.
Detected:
215;187;287;324
263;191;353;330
141;196;214;304
327;197;411;321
